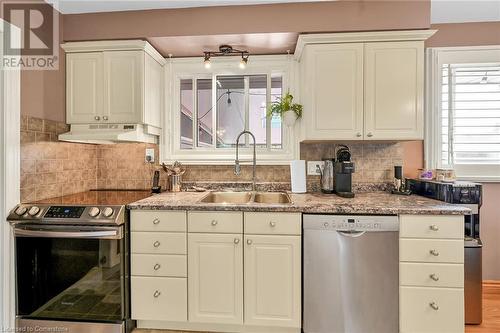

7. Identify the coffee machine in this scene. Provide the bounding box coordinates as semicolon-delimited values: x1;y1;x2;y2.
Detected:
333;145;355;198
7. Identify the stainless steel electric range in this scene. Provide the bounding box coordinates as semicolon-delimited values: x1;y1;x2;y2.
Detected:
7;190;152;333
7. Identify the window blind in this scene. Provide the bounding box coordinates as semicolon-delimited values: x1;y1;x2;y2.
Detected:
441;63;500;166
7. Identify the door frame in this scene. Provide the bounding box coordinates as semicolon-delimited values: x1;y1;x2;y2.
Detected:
0;19;20;330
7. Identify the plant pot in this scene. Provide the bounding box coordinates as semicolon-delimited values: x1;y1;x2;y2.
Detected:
283;111;298;127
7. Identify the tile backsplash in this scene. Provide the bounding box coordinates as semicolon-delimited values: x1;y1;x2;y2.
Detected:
20;116;403;202
20;116;97;202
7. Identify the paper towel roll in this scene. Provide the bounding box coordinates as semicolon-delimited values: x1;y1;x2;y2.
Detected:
290;160;306;193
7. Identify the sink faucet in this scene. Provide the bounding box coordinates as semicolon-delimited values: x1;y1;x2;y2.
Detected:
234;130;257;191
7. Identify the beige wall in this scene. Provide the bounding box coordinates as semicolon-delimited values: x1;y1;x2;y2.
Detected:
427;22;500;47
62;1;430;42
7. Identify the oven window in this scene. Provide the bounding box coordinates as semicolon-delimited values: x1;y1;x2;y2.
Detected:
16;237;124;322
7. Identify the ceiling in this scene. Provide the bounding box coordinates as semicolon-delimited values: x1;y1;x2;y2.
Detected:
148;33;298;57
45;0;333;14
431;0;500;24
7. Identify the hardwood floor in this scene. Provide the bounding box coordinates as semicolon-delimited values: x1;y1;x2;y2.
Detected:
135;281;500;333
466;281;500;333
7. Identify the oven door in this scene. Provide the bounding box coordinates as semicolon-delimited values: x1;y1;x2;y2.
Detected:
14;224;128;324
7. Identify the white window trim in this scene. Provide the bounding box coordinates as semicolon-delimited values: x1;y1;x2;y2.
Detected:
425;45;500;182
161;55;299;165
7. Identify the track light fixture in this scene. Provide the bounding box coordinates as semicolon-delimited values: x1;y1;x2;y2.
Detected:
203;45;249;69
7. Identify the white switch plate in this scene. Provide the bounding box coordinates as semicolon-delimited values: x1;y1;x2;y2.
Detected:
145;148;155;163
307;161;324;175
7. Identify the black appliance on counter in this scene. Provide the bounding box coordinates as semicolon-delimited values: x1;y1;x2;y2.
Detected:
408;178;483;325
333;145;355;198
7;190;152;333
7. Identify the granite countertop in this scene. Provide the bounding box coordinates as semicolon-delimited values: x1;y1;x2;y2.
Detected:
127;191;471;215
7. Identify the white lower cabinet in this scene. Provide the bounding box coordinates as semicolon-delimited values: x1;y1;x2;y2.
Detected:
188;233;244;324
399;215;464;333
400;286;464;333
244;235;301;327
131;276;187;321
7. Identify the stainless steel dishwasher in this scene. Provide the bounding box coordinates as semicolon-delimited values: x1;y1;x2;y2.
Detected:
303;215;399;333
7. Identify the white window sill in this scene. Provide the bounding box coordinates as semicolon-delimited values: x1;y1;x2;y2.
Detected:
456;176;500;183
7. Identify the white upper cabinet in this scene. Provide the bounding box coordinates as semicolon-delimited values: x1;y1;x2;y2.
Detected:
62;40;165;127
66;52;104;123
364;41;424;140
301;43;364;140
296;30;435;141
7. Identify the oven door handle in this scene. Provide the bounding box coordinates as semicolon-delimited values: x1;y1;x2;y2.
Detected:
13;227;122;240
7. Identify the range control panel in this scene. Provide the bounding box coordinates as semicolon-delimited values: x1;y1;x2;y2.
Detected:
303;215;399;232
7;204;124;225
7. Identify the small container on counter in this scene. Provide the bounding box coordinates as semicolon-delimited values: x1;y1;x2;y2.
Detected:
169;174;182;192
418;168;434;180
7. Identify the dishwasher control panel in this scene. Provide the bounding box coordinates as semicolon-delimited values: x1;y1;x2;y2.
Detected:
303;215;399;232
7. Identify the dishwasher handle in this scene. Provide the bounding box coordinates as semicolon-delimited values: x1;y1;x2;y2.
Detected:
337;230;367;238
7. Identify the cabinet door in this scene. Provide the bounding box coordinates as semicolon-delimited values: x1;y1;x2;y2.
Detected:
244;235;301;328
66;52;103;123
364;41;424;140
103;51;143;123
188;233;243;324
302;43;364;140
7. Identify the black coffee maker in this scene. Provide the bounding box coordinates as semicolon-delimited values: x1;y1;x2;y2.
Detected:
334;145;355;198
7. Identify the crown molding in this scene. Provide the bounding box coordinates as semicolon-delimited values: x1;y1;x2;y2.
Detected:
294;29;437;60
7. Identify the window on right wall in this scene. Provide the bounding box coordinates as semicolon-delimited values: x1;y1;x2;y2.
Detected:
426;47;500;181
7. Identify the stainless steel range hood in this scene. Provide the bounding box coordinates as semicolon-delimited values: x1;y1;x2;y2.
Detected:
58;124;160;144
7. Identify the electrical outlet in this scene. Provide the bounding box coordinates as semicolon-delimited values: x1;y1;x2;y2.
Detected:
307;161;324;175
145;148;155;163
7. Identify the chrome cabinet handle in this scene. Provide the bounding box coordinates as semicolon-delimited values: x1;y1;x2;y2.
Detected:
94;116;100;121
211;220;218;226
153;218;160;225
247;239;253;245
429;225;439;231
356;132;362;137
269;221;276;227
234;238;240;244
429;302;439;311
154;263;161;271
153;290;161;298
430;273;439;281
153;241;161;248
367;132;373;137
429;249;440;256
103;116;108;121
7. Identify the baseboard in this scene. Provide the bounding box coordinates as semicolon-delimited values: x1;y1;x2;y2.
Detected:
137;320;300;333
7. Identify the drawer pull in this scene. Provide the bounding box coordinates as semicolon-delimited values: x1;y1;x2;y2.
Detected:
153;218;160;225
211;220;218;226
153;241;161;248
234;238;240;244
429;273;440;281
269;221;276;227
247;239;253;245
429;302;439;311
429;225;439;231
429;249;440;256
154;263;161;271
153;290;161;298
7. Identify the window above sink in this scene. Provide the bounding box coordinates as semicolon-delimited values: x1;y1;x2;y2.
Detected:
162;55;298;165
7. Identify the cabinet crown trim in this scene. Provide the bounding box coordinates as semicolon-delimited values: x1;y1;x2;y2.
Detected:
294;29;437;60
61;39;166;65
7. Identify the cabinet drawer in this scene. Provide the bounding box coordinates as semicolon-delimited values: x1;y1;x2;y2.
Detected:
131;254;186;277
400;239;464;263
400;215;463;239
400;263;463;288
131;232;186;254
400;286;464;333
244;212;301;235
130;210;186;232
131;276;187;322
188;211;243;233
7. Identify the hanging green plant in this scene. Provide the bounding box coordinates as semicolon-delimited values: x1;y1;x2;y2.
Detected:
267;91;303;120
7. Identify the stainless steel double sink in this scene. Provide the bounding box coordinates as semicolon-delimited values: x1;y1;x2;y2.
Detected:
199;191;292;204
